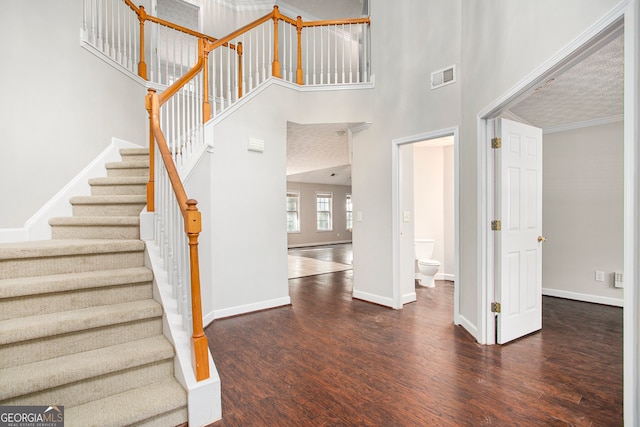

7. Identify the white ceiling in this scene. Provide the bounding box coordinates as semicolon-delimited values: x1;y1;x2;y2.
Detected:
287;27;624;187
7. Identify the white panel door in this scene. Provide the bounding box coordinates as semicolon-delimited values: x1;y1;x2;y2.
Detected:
496;118;543;344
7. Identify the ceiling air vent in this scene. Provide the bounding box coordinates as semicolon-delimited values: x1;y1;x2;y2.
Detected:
431;65;456;89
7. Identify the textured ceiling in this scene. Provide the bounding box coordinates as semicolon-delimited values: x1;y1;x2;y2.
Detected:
287;29;624;186
508;33;623;130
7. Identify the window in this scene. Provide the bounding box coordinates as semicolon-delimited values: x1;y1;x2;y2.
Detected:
286;191;300;233
346;194;353;230
316;192;333;231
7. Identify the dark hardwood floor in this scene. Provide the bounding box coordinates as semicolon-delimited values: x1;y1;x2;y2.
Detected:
205;244;622;426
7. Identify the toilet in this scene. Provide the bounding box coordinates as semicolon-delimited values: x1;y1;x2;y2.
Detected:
415;239;440;288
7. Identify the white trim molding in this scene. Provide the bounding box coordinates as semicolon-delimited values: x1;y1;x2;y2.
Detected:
543;288;624;307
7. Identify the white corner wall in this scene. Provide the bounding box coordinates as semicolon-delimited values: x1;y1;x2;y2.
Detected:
542;122;624;305
0;0;148;229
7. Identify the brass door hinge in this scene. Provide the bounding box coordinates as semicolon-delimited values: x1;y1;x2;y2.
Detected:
491;220;501;231
491;137;502;149
491;302;501;313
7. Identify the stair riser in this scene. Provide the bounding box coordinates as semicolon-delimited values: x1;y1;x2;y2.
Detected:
51;225;140;240
106;168;149;177
0;282;152;321
0;318;161;369
0;251;144;280
72;204;146;217
1;360;174;408
91;184;146;196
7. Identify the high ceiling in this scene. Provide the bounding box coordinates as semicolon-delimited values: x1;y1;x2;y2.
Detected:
286;30;624;187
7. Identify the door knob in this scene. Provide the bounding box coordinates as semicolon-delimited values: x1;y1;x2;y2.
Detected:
538;236;547;243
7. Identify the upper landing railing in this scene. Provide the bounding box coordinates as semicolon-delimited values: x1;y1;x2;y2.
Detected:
81;0;371;383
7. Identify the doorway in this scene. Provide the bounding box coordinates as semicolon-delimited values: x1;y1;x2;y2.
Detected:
477;13;627;346
392;127;460;322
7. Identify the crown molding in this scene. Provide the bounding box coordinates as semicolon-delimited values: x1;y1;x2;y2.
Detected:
543;114;624;134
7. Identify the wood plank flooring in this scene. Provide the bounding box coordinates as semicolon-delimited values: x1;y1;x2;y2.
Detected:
205;244;622;426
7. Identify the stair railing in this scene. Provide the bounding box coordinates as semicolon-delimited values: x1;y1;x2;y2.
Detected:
82;0;371;383
146;37;213;382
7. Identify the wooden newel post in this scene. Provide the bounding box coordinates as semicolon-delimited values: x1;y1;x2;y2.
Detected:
137;6;148;80
272;6;281;78
145;89;156;212
237;42;244;99
296;16;303;85
185;199;210;381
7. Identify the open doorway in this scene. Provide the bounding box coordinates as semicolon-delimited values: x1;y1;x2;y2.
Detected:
392;127;460;320
478;12;625;346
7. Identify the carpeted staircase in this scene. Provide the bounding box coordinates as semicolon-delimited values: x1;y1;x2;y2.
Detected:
0;148;188;426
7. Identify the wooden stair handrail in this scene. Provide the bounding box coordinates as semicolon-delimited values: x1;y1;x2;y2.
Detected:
146;88;210;382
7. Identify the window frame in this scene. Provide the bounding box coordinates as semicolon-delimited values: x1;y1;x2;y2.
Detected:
316;191;333;232
346;193;353;231
286;190;301;233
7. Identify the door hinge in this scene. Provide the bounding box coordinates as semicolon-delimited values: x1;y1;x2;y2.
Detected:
491;302;501;313
491;220;501;231
491;137;502;149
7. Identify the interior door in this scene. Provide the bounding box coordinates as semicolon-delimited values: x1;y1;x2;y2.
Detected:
495;118;543;344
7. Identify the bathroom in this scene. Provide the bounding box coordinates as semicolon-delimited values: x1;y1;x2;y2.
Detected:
413;136;455;288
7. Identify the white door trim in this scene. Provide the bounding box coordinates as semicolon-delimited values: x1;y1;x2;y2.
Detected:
476;1;638;423
391;127;460;323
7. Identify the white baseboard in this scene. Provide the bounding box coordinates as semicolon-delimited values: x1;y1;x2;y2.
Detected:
457;314;478;341
208;296;292;323
0;138;141;243
352;289;395;308
436;273;455;281
402;292;417;305
542;287;623;307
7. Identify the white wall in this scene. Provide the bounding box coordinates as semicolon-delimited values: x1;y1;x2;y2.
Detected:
413;144;454;279
352;0;462;307
197;81;372;321
542;122;624;305
286;182;352;248
0;0;148;228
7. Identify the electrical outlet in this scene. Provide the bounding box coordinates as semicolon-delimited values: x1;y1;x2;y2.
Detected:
403;211;411;222
595;270;605;282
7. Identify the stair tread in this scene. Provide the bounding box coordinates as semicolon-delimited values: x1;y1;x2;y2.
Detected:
105;160;149;168
0;335;173;401
0;299;162;346
66;379;186;427
89;176;148;185
119;147;149;156
0;267;152;298
49;216;140;225
70;195;147;204
0;239;144;260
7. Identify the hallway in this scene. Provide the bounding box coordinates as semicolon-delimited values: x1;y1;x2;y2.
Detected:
205;245;622;426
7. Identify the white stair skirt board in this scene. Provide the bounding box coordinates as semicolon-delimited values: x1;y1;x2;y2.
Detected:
145;241;222;426
542;288;623;307
287;255;352;279
0;138;142;244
